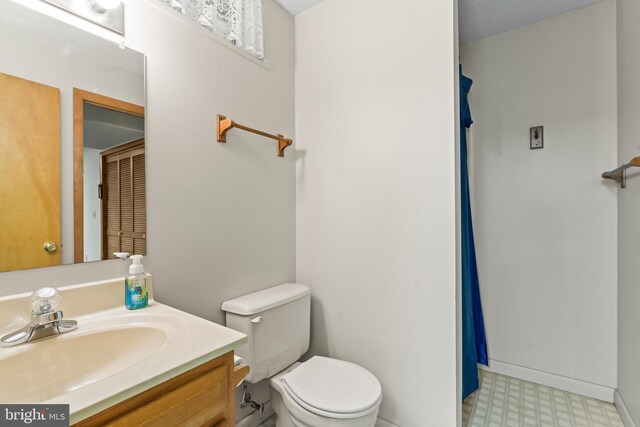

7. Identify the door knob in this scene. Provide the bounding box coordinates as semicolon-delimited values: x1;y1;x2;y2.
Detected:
43;242;57;253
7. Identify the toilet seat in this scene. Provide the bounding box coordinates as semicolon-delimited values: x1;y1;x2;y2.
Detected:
281;356;382;419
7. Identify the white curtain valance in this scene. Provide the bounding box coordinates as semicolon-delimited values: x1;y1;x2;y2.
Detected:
160;0;265;59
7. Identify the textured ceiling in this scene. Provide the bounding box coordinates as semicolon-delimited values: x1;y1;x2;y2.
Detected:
274;0;322;15
276;0;606;44
459;0;605;44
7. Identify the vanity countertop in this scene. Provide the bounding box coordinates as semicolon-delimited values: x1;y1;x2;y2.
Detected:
0;278;247;424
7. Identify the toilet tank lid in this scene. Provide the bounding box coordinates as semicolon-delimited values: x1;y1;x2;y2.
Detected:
221;283;310;316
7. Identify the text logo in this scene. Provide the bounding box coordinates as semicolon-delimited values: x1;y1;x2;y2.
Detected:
0;405;69;426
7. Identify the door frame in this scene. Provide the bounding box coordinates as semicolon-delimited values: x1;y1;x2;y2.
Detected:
73;88;144;263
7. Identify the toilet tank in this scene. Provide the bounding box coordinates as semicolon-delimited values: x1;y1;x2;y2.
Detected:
222;283;311;383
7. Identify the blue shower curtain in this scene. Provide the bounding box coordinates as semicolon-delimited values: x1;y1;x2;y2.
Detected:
460;66;488;401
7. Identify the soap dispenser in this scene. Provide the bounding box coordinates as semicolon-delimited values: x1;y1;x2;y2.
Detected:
125;255;148;310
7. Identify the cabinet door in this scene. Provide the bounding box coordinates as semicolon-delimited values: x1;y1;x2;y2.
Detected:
108;364;228;426
102;139;146;259
75;352;234;427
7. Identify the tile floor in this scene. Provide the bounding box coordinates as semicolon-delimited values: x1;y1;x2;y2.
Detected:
463;370;623;427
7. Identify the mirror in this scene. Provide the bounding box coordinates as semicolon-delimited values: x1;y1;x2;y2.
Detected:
0;1;146;273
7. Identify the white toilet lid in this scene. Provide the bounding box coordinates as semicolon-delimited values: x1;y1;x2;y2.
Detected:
281;356;382;416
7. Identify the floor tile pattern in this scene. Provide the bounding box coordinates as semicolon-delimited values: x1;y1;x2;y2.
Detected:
463;370;623;427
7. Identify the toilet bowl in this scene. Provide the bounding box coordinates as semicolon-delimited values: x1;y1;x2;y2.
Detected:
221;284;383;427
269;358;381;427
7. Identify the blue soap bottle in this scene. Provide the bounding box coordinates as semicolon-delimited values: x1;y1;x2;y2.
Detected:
125;255;148;310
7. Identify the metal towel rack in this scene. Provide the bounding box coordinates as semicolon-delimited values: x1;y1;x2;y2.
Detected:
216;114;293;157
601;156;640;188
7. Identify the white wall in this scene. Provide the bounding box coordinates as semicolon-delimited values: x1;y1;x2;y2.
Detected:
460;0;618;396
125;0;296;323
0;13;143;267
0;0;296;330
295;0;458;425
83;148;102;262
616;0;640;423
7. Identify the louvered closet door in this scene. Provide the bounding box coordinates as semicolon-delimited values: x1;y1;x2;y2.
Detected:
102;139;146;259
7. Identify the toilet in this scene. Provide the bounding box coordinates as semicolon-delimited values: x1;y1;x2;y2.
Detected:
222;283;382;427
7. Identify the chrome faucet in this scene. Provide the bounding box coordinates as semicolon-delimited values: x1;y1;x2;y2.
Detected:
0;287;77;347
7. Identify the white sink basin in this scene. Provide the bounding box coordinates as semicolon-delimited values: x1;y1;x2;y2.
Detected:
0;279;247;424
0;327;167;402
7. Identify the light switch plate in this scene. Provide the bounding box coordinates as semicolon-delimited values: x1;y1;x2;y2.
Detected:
530;126;544;149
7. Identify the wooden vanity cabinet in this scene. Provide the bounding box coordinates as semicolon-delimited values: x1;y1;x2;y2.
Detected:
75;351;249;427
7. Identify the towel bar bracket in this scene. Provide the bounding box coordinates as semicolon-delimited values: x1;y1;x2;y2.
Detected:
601;156;640;189
217;115;234;143
602;170;626;189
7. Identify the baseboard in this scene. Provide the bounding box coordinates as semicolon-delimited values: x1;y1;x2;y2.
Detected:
615;390;637;427
375;417;398;427
237;407;397;427
480;359;615;402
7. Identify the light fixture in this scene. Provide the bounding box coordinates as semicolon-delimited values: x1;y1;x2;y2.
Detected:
40;0;125;34
89;0;122;13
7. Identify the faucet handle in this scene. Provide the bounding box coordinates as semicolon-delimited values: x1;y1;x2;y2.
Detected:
29;287;62;314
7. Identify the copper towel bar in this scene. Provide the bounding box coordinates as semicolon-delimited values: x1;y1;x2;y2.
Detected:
602;156;640;188
217;114;292;157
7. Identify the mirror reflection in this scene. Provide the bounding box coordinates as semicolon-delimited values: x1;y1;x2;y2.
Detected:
0;1;146;273
80;100;146;263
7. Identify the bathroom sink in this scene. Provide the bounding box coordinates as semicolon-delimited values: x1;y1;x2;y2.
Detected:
0;279;247;424
0;327;167;402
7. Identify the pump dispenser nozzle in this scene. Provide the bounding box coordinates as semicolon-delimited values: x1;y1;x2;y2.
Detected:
114;252;130;260
129;255;144;275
